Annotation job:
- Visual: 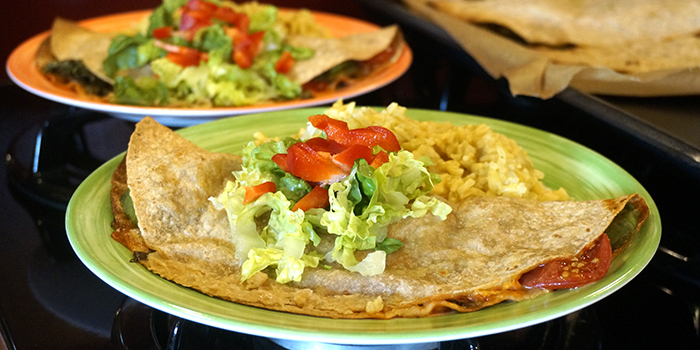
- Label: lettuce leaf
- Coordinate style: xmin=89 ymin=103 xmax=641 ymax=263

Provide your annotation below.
xmin=103 ymin=35 xmax=165 ymax=78
xmin=113 ymin=76 xmax=169 ymax=106
xmin=322 ymin=151 xmax=452 ymax=274
xmin=212 ymin=181 xmax=321 ymax=283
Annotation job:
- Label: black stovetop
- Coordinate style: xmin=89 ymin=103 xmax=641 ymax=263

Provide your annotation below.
xmin=2 ymin=1 xmax=700 ymax=348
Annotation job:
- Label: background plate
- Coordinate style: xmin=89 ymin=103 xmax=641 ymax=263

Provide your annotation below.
xmin=6 ymin=10 xmax=412 ymax=127
xmin=65 ymin=107 xmax=661 ymax=345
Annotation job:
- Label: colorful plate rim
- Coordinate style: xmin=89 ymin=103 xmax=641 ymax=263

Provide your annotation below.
xmin=65 ymin=107 xmax=661 ymax=345
xmin=6 ymin=10 xmax=412 ymax=127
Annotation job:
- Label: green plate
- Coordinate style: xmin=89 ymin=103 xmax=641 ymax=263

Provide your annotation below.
xmin=65 ymin=107 xmax=661 ymax=345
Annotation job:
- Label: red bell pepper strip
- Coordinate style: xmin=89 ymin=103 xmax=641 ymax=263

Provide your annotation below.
xmin=292 ymin=186 xmax=330 ymax=212
xmin=275 ymin=51 xmax=295 ymax=74
xmin=332 ymin=144 xmax=373 ymax=171
xmin=308 ymin=114 xmax=349 ymax=140
xmin=308 ymin=115 xmax=401 ymax=152
xmin=271 ymin=153 xmax=289 ymax=172
xmin=369 ymin=151 xmax=390 ymax=169
xmin=243 ymin=181 xmax=277 ymax=204
xmin=347 ymin=126 xmax=401 ymax=152
xmin=286 ymin=143 xmax=346 ymax=184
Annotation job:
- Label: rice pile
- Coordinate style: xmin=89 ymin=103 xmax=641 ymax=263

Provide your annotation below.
xmin=324 ymin=100 xmax=570 ymax=203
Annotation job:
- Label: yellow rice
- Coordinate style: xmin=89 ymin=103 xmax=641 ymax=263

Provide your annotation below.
xmin=323 ymin=100 xmax=570 ymax=203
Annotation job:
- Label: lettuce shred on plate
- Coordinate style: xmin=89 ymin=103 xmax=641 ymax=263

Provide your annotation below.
xmin=210 ymin=115 xmax=452 ymax=284
xmin=103 ymin=0 xmax=322 ymax=107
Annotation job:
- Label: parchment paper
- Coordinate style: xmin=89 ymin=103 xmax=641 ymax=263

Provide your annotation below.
xmin=403 ymin=0 xmax=700 ymax=98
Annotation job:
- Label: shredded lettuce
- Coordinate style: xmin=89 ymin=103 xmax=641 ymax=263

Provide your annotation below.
xmin=212 ymin=181 xmax=321 ymax=283
xmin=113 ymin=76 xmax=169 ymax=106
xmin=103 ymin=35 xmax=166 ymax=78
xmin=102 ymin=0 xmax=312 ymax=107
xmin=322 ymin=152 xmax=451 ymax=273
xmin=213 ymin=133 xmax=452 ymax=284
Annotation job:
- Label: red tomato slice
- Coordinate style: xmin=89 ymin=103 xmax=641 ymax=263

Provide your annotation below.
xmin=332 ymin=144 xmax=373 ymax=171
xmin=152 ymin=26 xmax=173 ymax=39
xmin=286 ymin=143 xmax=347 ymax=183
xmin=275 ymin=51 xmax=295 ymax=74
xmin=292 ymin=186 xmax=330 ymax=212
xmin=243 ymin=181 xmax=276 ymax=204
xmin=519 ymin=234 xmax=612 ymax=289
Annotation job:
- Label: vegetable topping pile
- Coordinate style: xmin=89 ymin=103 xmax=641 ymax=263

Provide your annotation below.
xmin=104 ymin=0 xmax=317 ymax=107
xmin=211 ymin=114 xmax=452 ymax=283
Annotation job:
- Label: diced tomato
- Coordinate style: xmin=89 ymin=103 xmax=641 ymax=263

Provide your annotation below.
xmin=369 ymin=151 xmax=390 ymax=169
xmin=271 ymin=153 xmax=289 ymax=172
xmin=247 ymin=31 xmax=265 ymax=54
xmin=243 ymin=181 xmax=277 ymax=204
xmin=232 ymin=50 xmax=253 ymax=69
xmin=154 ymin=42 xmax=204 ymax=67
xmin=286 ymin=143 xmax=346 ymax=184
xmin=179 ymin=11 xmax=212 ymax=40
xmin=212 ymin=6 xmax=237 ymax=23
xmin=165 ymin=50 xmax=201 ymax=67
xmin=185 ymin=0 xmax=218 ymax=13
xmin=230 ymin=30 xmax=265 ymax=69
xmin=184 ymin=8 xmax=212 ymax=22
xmin=179 ymin=0 xmax=220 ymax=40
xmin=179 ymin=11 xmax=198 ymax=31
xmin=234 ymin=12 xmax=251 ymax=32
xmin=519 ymin=234 xmax=612 ymax=289
xmin=292 ymin=186 xmax=330 ymax=212
xmin=152 ymin=26 xmax=173 ymax=39
xmin=275 ymin=51 xmax=295 ymax=74
xmin=332 ymin=144 xmax=373 ymax=171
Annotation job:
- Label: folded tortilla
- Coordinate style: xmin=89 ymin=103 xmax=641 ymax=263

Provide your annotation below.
xmin=429 ymin=0 xmax=700 ymax=47
xmin=39 ymin=18 xmax=403 ymax=88
xmin=47 ymin=17 xmax=116 ymax=84
xmin=110 ymin=117 xmax=649 ymax=319
xmin=285 ymin=25 xmax=404 ymax=85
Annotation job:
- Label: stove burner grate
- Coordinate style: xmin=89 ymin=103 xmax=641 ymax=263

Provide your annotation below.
xmin=111 ymin=298 xmax=602 ymax=350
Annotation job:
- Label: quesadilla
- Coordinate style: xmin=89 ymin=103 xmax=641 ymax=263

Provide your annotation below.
xmin=109 ymin=106 xmax=648 ymax=319
xmin=420 ymin=0 xmax=700 ymax=76
xmin=428 ymin=0 xmax=700 ymax=47
xmin=37 ymin=0 xmax=405 ymax=107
